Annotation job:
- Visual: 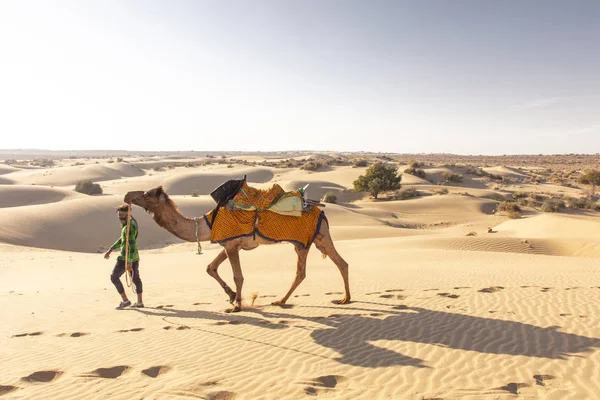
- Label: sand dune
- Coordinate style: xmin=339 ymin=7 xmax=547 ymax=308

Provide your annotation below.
xmin=0 ymin=195 xmax=217 ymax=252
xmin=101 ymin=166 xmax=274 ymax=196
xmin=0 ymin=185 xmax=86 ymax=208
xmin=5 ymin=163 xmax=145 ymax=186
xmin=2 ymin=155 xmax=600 ymax=400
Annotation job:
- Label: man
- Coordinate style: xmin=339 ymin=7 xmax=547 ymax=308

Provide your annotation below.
xmin=104 ymin=203 xmax=144 ymax=309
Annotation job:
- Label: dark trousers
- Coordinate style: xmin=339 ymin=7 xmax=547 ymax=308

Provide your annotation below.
xmin=110 ymin=259 xmax=143 ymax=294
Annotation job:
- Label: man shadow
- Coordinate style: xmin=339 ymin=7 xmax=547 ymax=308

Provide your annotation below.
xmin=249 ymin=303 xmax=600 ymax=369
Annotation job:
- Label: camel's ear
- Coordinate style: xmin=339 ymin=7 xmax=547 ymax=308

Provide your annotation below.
xmin=156 ymin=186 xmax=163 ymax=195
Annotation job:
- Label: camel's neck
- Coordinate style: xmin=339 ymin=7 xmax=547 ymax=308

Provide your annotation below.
xmin=152 ymin=199 xmax=211 ymax=243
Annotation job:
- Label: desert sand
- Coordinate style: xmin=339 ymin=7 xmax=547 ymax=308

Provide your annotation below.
xmin=1 ymin=152 xmax=599 ymax=399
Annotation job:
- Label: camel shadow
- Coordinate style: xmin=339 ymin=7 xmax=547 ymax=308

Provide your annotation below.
xmin=250 ymin=304 xmax=600 ymax=368
xmin=131 ymin=306 xmax=289 ymax=330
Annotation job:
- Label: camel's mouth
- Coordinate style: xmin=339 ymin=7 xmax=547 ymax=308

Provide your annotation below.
xmin=124 ymin=191 xmax=145 ymax=207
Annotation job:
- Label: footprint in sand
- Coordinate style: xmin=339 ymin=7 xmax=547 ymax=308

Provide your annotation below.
xmin=176 ymin=325 xmax=191 ymax=330
xmin=478 ymin=286 xmax=504 ymax=293
xmin=325 ymin=292 xmax=343 ymax=295
xmin=423 ymin=288 xmax=439 ymax=292
xmin=392 ymin=305 xmax=409 ymax=310
xmin=117 ymin=328 xmax=144 ymax=333
xmin=141 ymin=365 xmax=170 ymax=378
xmin=0 ymin=385 xmax=19 ymax=396
xmin=156 ymin=305 xmax=174 ymax=309
xmin=293 ymin=294 xmax=310 ymax=298
xmin=384 ymin=289 xmax=404 ymax=293
xmin=453 ymin=286 xmax=470 ymax=289
xmin=204 ymin=391 xmax=237 ymax=400
xmin=83 ymin=366 xmax=130 ymax=379
xmin=496 ymin=382 xmax=530 ymax=395
xmin=560 ymin=313 xmax=571 ymax=317
xmin=193 ymin=302 xmax=211 ymax=305
xmin=12 ymin=332 xmax=43 ymax=338
xmin=541 ymin=287 xmax=552 ymax=292
xmin=437 ymin=293 xmax=460 ymax=299
xmin=301 ymin=375 xmax=347 ymax=396
xmin=365 ymin=292 xmax=381 ymax=295
xmin=534 ymin=374 xmax=556 ymax=387
xmin=259 ymin=295 xmax=277 ymax=298
xmin=56 ymin=332 xmax=89 ymax=338
xmin=21 ymin=370 xmax=62 ymax=383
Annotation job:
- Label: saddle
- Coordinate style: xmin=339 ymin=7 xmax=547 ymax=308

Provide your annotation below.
xmin=209 ymin=177 xmax=324 ymax=222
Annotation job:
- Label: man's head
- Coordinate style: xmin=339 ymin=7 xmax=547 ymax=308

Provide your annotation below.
xmin=116 ymin=203 xmax=130 ymax=224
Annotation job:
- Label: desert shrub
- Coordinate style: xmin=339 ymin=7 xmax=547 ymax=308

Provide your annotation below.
xmin=353 ymin=162 xmax=402 ymax=199
xmin=394 ymin=187 xmax=419 ymax=200
xmin=497 ymin=201 xmax=521 ymax=213
xmin=322 ymin=191 xmax=337 ymax=203
xmin=30 ymin=158 xmax=55 ymax=168
xmin=505 ymin=210 xmax=522 ymax=219
xmin=442 ymin=171 xmax=463 ymax=183
xmin=191 ymin=189 xmax=199 ymax=197
xmin=486 ymin=193 xmax=506 ymax=202
xmin=408 ymin=160 xmax=423 ymax=168
xmin=404 ymin=167 xmax=427 ymax=179
xmin=565 ymin=197 xmax=595 ymax=209
xmin=153 ymin=166 xmax=164 ymax=171
xmin=75 ymin=180 xmax=102 ymax=195
xmin=117 ymin=157 xmax=123 ymax=162
xmin=512 ymin=191 xmax=529 ymax=199
xmin=541 ymin=198 xmax=564 ymax=212
xmin=301 ymin=161 xmax=321 ymax=171
xmin=435 ymin=188 xmax=449 ymax=195
xmin=353 ymin=159 xmax=368 ymax=167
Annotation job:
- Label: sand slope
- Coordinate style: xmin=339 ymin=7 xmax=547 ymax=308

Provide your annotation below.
xmin=2 ymin=156 xmax=600 ymax=399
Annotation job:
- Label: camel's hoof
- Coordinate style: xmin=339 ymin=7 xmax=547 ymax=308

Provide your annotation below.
xmin=227 ymin=292 xmax=237 ymax=304
xmin=225 ymin=305 xmax=241 ymax=313
xmin=271 ymin=300 xmax=285 ymax=307
xmin=338 ymin=298 xmax=351 ymax=305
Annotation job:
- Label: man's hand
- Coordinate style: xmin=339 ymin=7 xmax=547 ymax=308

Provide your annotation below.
xmin=126 ymin=262 xmax=133 ymax=272
xmin=104 ymin=250 xmax=111 ymax=259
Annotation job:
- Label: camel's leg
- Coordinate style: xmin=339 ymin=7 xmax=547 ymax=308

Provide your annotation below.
xmin=206 ymin=249 xmax=236 ymax=303
xmin=314 ymin=229 xmax=351 ymax=304
xmin=272 ymin=245 xmax=308 ymax=306
xmin=224 ymin=247 xmax=244 ymax=312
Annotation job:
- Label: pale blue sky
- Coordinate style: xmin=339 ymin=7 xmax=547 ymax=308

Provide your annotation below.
xmin=1 ymin=1 xmax=599 ymax=154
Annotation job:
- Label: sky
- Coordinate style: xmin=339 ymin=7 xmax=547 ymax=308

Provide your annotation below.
xmin=1 ymin=0 xmax=599 ymax=155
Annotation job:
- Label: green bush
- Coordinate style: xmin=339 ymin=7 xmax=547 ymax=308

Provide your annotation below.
xmin=404 ymin=167 xmax=427 ymax=179
xmin=442 ymin=171 xmax=463 ymax=183
xmin=353 ymin=162 xmax=402 ymax=199
xmin=353 ymin=159 xmax=368 ymax=167
xmin=75 ymin=180 xmax=102 ymax=195
xmin=191 ymin=190 xmax=200 ymax=197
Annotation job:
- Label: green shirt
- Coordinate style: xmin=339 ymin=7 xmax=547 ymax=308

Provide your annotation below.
xmin=110 ymin=218 xmax=139 ymax=263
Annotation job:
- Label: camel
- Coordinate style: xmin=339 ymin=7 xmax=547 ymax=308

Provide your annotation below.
xmin=123 ymin=186 xmax=350 ymax=312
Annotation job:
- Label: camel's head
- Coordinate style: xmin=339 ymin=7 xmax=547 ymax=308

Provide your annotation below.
xmin=124 ymin=186 xmax=169 ymax=214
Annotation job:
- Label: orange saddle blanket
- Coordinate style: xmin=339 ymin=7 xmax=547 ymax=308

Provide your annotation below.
xmin=203 ymin=205 xmax=325 ymax=248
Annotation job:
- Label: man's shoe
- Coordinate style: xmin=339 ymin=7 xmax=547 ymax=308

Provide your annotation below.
xmin=116 ymin=300 xmax=131 ymax=309
xmin=131 ymin=302 xmax=145 ymax=308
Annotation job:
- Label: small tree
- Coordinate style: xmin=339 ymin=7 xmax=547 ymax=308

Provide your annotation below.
xmin=353 ymin=162 xmax=402 ymax=199
xmin=579 ymin=169 xmax=600 ymax=196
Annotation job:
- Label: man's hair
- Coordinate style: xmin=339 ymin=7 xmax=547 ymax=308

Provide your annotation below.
xmin=116 ymin=203 xmax=130 ymax=212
